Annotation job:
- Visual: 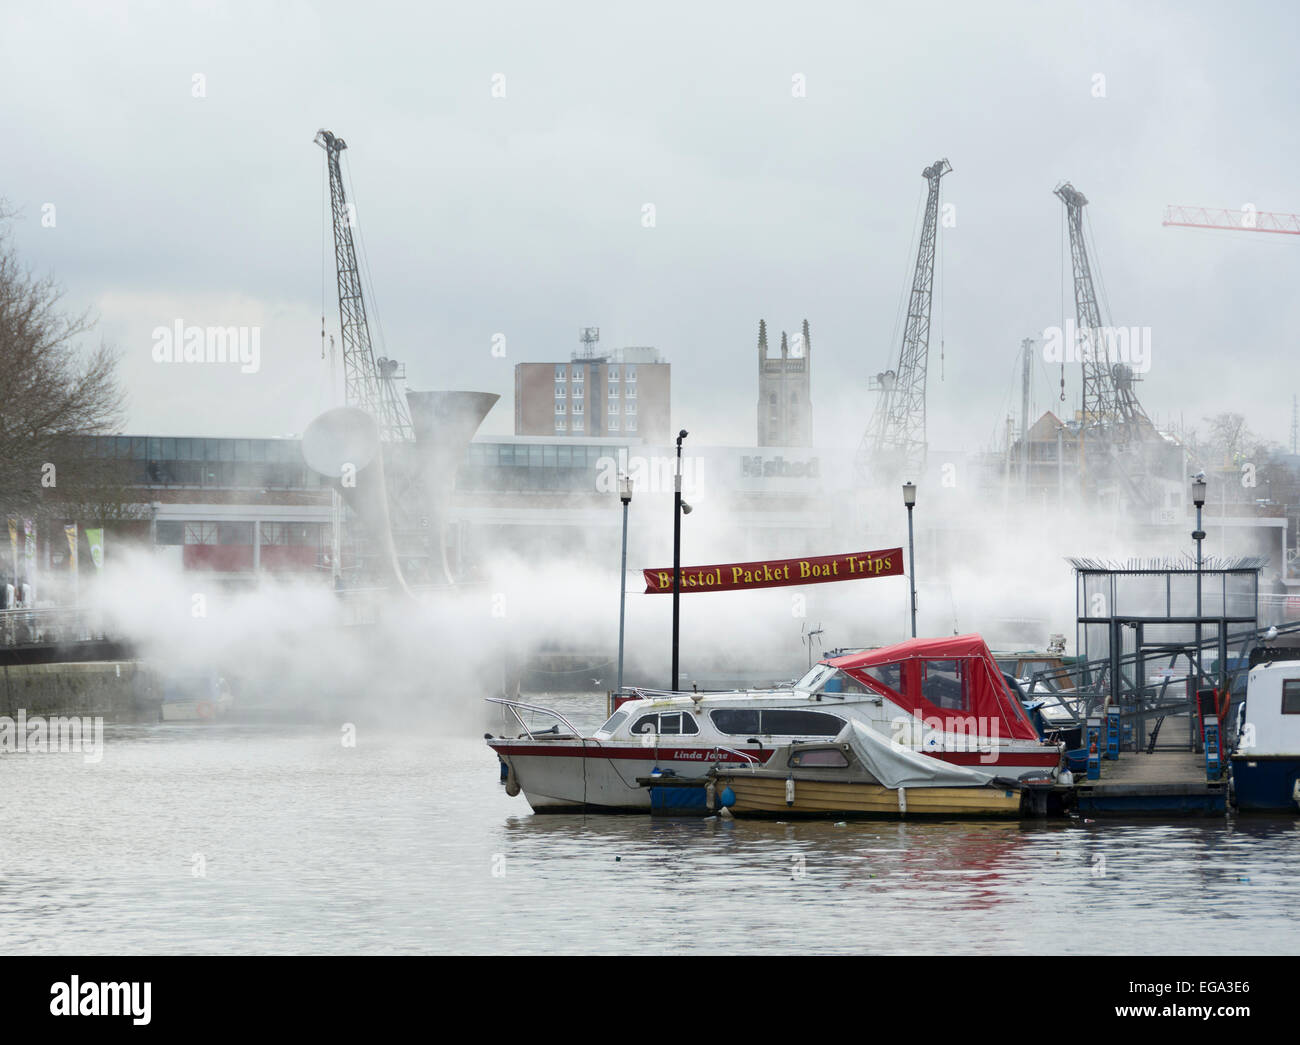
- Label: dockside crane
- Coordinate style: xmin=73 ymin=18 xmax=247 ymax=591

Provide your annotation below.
xmin=1056 ymin=182 xmax=1162 ymax=509
xmin=315 ymin=129 xmax=414 ymax=441
xmin=856 ymin=158 xmax=951 ymax=485
xmin=1055 ymin=183 xmax=1153 ymax=447
xmin=1163 ymin=204 xmax=1300 ymax=236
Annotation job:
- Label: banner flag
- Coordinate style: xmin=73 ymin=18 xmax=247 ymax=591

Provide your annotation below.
xmin=64 ymin=523 xmax=78 ymax=572
xmin=86 ymin=528 xmax=104 ymax=569
xmin=22 ymin=518 xmax=35 ymax=583
xmin=644 ymin=547 xmax=903 ymax=594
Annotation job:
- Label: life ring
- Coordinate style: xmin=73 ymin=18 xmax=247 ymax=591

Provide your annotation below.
xmin=505 ymin=763 xmax=521 ymax=797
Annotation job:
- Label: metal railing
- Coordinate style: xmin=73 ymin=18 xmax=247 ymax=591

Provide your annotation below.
xmin=0 ymin=608 xmax=107 ymax=647
xmin=1025 ymin=619 xmax=1300 ymax=750
xmin=485 ymin=696 xmax=582 ymax=739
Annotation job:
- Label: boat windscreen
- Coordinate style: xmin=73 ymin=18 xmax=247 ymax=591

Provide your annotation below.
xmin=794 ymin=664 xmax=838 ymax=692
xmin=794 ymin=665 xmax=873 ymax=695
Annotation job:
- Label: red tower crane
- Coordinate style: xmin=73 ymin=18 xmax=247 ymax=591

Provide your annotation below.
xmin=1163 ymin=205 xmax=1300 ymax=235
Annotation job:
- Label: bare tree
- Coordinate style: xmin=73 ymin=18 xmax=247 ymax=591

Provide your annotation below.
xmin=1202 ymin=412 xmax=1251 ymax=466
xmin=0 ymin=205 xmax=126 ymax=524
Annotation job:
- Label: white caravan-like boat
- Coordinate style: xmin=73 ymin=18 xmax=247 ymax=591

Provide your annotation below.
xmin=486 ymin=634 xmax=1064 ymax=814
xmin=1231 ymin=650 xmax=1300 ymax=813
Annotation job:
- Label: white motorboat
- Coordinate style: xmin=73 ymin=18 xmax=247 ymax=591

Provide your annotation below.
xmin=486 ymin=634 xmax=1064 ymax=814
xmin=1231 ymin=647 xmax=1300 ymax=813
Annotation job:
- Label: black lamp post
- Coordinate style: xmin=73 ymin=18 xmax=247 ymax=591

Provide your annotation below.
xmin=617 ymin=474 xmax=633 ymax=697
xmin=671 ymin=430 xmax=689 ymax=690
xmin=903 ymin=481 xmax=917 ymax=638
xmin=1192 ymin=474 xmax=1207 ymax=688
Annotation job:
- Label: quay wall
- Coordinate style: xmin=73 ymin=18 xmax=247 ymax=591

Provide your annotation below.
xmin=0 ymin=661 xmax=158 ymax=722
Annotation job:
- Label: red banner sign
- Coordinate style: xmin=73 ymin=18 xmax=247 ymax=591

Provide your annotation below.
xmin=643 ymin=548 xmax=902 ymax=594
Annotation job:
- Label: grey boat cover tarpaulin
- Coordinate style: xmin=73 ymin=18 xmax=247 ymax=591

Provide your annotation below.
xmin=842 ymin=721 xmax=997 ymax=789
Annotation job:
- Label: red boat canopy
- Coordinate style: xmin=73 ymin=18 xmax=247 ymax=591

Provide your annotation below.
xmin=828 ymin=634 xmax=1040 ymax=742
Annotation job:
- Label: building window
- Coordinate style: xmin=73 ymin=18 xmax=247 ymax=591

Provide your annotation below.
xmin=555 ymin=402 xmax=566 ymax=414
xmin=217 ymin=522 xmax=253 ymax=545
xmin=609 ymin=386 xmax=619 ymax=399
xmin=608 ymin=401 xmax=619 ymax=414
xmin=155 ymin=521 xmax=184 ymax=545
xmin=626 ymin=386 xmax=636 ymax=399
xmin=555 ymin=365 xmax=566 ymax=380
xmin=572 ymin=367 xmax=584 ymax=383
xmin=573 ymin=385 xmax=583 ymax=399
xmin=1284 ymin=679 xmax=1300 ymax=715
xmin=555 ymin=384 xmax=566 ymax=399
xmin=572 ymin=402 xmax=584 ymax=415
xmin=626 ymin=419 xmax=636 ymax=432
xmin=555 ymin=419 xmax=566 ymax=432
xmin=184 ymin=522 xmax=217 ymax=545
xmin=608 ymin=418 xmax=620 ymax=431
xmin=573 ymin=419 xmax=585 ymax=432
xmin=626 ymin=402 xmax=636 ymax=415
xmin=609 ymin=367 xmax=620 ymax=382
xmin=626 ymin=366 xmax=636 ymax=382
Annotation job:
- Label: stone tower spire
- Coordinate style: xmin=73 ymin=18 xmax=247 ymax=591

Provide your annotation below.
xmin=756 ymin=318 xmax=813 ymax=448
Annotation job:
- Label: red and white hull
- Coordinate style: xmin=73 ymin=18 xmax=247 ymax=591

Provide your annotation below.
xmin=490 ymin=740 xmax=763 ymax=813
xmin=490 ymin=737 xmax=1060 ymax=814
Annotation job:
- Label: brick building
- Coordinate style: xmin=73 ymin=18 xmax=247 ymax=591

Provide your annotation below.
xmin=515 ymin=345 xmax=670 ymax=444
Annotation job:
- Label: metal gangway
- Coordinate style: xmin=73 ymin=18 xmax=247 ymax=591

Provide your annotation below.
xmin=1021 ymin=619 xmax=1300 ymax=753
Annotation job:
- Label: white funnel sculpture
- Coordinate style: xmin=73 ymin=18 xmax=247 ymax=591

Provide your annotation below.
xmin=406 ymin=390 xmax=500 ymax=586
xmin=302 ymin=406 xmax=414 ymax=597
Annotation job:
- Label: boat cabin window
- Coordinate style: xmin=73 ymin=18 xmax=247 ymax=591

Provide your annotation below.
xmin=788 ymin=747 xmax=849 ymax=768
xmin=710 ymin=708 xmax=844 ymax=737
xmin=1284 ymin=680 xmax=1300 ymax=715
xmin=820 ymin=670 xmax=871 ymax=694
xmin=596 ymin=710 xmax=629 ymax=736
xmin=861 ymin=661 xmax=906 ymax=695
xmin=794 ymin=665 xmax=871 ymax=695
xmin=921 ymin=659 xmax=969 ymax=711
xmin=709 ymin=709 xmax=760 ymax=735
xmin=630 ymin=711 xmax=700 ymax=735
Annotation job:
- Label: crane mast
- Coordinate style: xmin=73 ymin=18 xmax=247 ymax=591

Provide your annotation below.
xmin=315 ymin=129 xmax=413 ymax=441
xmin=857 ymin=158 xmax=951 ymax=484
xmin=1055 ymin=182 xmax=1150 ymax=449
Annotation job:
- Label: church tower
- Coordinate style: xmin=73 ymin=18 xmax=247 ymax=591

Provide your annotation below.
xmin=756 ymin=318 xmax=812 ymax=446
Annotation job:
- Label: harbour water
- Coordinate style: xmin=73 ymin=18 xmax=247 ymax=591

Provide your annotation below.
xmin=3 ymin=692 xmax=1299 ymax=955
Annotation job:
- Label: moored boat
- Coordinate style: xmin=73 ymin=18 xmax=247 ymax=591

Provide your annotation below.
xmin=486 ymin=634 xmax=1063 ymax=814
xmin=712 ymin=744 xmax=1027 ymax=819
xmin=1231 ymin=649 xmax=1300 ymax=813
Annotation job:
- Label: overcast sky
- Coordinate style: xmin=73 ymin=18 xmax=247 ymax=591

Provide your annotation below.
xmin=3 ymin=0 xmax=1297 ymax=452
